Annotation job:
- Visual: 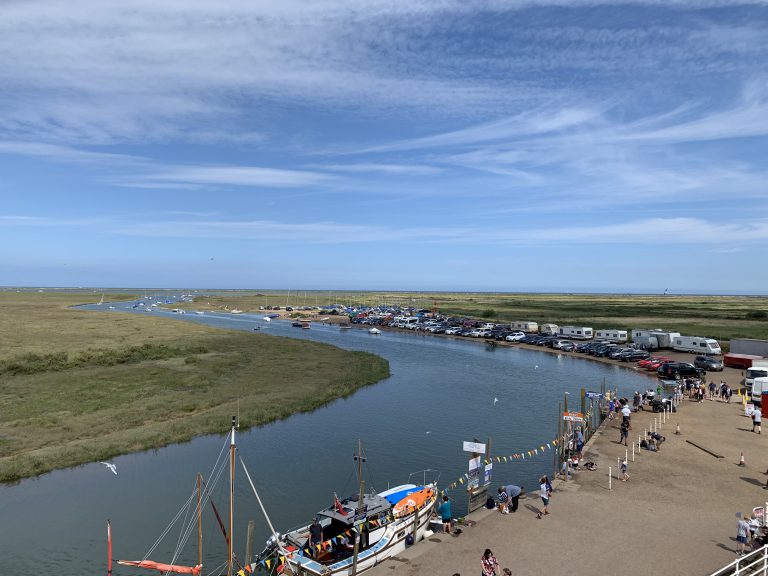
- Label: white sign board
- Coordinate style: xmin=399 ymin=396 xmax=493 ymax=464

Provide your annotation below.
xmin=463 ymin=441 xmax=486 ymax=453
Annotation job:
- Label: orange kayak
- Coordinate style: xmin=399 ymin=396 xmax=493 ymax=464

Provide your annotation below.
xmin=393 ymin=487 xmax=434 ymax=516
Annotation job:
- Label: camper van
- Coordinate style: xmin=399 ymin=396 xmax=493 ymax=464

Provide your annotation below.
xmin=672 ymin=336 xmax=722 ymax=355
xmin=510 ymin=321 xmax=539 ymax=333
xmin=594 ymin=329 xmax=628 ymax=343
xmin=540 ymin=323 xmax=559 ymax=335
xmin=558 ymin=326 xmax=594 ymax=340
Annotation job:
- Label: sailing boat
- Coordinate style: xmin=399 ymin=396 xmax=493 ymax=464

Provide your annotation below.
xmin=255 ymin=441 xmax=437 ymax=576
xmin=110 ymin=426 xmax=436 ymax=576
xmin=113 ymin=417 xmax=280 ymax=576
xmin=98 ymin=293 xmax=105 ymax=305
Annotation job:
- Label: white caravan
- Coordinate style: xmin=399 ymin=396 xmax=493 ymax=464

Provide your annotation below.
xmin=594 ymin=329 xmax=628 ymax=343
xmin=558 ymin=326 xmax=594 ymax=340
xmin=540 ymin=323 xmax=559 ymax=335
xmin=672 ymin=335 xmax=722 ymax=355
xmin=510 ymin=321 xmax=539 ymax=333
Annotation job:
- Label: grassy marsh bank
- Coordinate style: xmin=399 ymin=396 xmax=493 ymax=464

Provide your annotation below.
xmin=0 ymin=293 xmax=389 ymax=482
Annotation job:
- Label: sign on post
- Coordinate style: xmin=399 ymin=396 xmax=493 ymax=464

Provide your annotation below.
xmin=463 ymin=441 xmax=486 ymax=453
xmin=563 ymin=411 xmax=584 ymax=422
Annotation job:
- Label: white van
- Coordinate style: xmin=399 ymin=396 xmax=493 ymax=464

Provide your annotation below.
xmin=751 ymin=376 xmax=768 ymax=406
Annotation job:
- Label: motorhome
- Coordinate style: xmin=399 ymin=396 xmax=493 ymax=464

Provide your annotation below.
xmin=746 ymin=361 xmax=768 ymax=400
xmin=672 ymin=335 xmax=722 ymax=355
xmin=594 ymin=329 xmax=628 ymax=343
xmin=540 ymin=323 xmax=559 ymax=335
xmin=558 ymin=326 xmax=594 ymax=340
xmin=510 ymin=321 xmax=539 ymax=333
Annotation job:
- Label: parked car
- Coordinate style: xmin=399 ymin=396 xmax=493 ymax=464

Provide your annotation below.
xmin=643 ymin=357 xmax=670 ymax=371
xmin=657 ymin=362 xmax=705 ymax=379
xmin=694 ymin=355 xmax=724 ymax=371
xmin=506 ymin=331 xmax=526 ymax=342
xmin=620 ymin=349 xmax=650 ymax=362
xmin=559 ymin=342 xmax=576 ymax=352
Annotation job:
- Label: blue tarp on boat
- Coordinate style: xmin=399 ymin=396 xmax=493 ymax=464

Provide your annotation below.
xmin=382 ymin=486 xmax=424 ymax=506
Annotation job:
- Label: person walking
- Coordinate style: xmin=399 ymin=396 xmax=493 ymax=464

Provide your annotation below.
xmin=437 ymin=495 xmax=452 ymax=533
xmin=753 ymin=409 xmax=762 ymax=434
xmin=737 ymin=514 xmax=751 ymax=555
xmin=481 ymin=549 xmax=499 ymax=576
xmin=620 ymin=457 xmax=630 ymax=481
xmin=709 ymin=381 xmax=716 ymax=400
xmin=536 ymin=475 xmax=551 ymax=519
xmin=619 ymin=419 xmax=629 ymax=446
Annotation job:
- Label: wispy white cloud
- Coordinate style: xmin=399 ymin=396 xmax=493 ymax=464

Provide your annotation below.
xmin=316 ymin=163 xmax=442 ymax=175
xmin=4 ymin=213 xmax=767 ymax=247
xmin=130 ymin=165 xmax=332 ymax=189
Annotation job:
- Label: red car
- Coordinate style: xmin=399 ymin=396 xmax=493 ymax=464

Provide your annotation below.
xmin=644 ymin=357 xmax=671 ymax=371
xmin=637 ymin=356 xmax=663 ymax=368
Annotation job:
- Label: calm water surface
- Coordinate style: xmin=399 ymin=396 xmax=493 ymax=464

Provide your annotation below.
xmin=0 ymin=302 xmax=653 ymax=575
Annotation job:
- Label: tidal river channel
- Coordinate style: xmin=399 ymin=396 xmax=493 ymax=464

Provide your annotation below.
xmin=0 ymin=301 xmax=654 ymax=575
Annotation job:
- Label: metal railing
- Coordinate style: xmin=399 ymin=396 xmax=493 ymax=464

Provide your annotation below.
xmin=710 ymin=545 xmax=768 ymax=576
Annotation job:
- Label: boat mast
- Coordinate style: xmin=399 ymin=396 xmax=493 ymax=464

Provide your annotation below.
xmin=228 ymin=416 xmax=236 ymax=576
xmin=197 ymin=473 xmax=203 ymax=569
xmin=351 ymin=440 xmax=365 ymax=576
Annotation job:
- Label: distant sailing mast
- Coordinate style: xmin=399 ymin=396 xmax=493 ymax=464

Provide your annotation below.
xmin=351 ymin=440 xmax=365 ymax=576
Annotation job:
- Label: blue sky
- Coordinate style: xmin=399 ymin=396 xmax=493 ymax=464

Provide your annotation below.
xmin=1 ymin=1 xmax=767 ymax=293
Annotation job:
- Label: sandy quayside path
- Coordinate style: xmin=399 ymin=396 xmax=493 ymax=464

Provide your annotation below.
xmin=368 ymin=385 xmax=767 ymax=576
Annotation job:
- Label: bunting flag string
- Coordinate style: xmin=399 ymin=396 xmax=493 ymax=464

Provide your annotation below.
xmin=439 ymin=416 xmax=595 ymax=492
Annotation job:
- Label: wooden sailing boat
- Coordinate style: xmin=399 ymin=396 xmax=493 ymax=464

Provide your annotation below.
xmin=115 ymin=417 xmax=244 ymax=576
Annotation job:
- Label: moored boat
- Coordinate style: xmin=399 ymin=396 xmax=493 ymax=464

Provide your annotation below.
xmin=368 ymin=328 xmax=381 ymax=335
xmin=255 ymin=443 xmax=437 ymax=576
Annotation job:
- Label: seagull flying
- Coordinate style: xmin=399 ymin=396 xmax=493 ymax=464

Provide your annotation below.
xmin=534 ymin=365 xmax=539 ymax=369
xmin=99 ymin=462 xmax=118 ymax=475
xmin=493 ymin=397 xmax=499 ymax=405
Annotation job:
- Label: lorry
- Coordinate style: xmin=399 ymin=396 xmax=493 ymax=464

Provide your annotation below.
xmin=540 ymin=323 xmax=559 ymax=335
xmin=746 ymin=361 xmax=768 ymax=402
xmin=731 ymin=339 xmax=768 ymax=358
xmin=631 ymin=329 xmax=681 ymax=350
xmin=510 ymin=321 xmax=538 ymax=333
xmin=558 ymin=326 xmax=594 ymax=340
xmin=594 ymin=329 xmax=628 ymax=343
xmin=724 ymin=353 xmax=765 ymax=370
xmin=672 ymin=335 xmax=722 ymax=355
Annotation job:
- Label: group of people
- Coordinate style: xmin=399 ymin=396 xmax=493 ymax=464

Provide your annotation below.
xmin=685 ymin=378 xmax=732 ymax=402
xmin=494 ymin=475 xmax=551 ymax=519
xmin=736 ymin=512 xmax=768 ymax=556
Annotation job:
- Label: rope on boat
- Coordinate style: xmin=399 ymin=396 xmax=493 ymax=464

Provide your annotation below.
xmin=238 ymin=456 xmax=299 ymax=575
xmin=137 ymin=434 xmax=231 ymax=571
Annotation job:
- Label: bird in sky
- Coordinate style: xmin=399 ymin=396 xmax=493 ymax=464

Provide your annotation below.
xmin=99 ymin=462 xmax=118 ymax=475
xmin=493 ymin=397 xmax=499 ymax=405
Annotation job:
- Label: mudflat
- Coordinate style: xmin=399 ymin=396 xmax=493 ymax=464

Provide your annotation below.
xmin=369 ymin=385 xmax=766 ymax=575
